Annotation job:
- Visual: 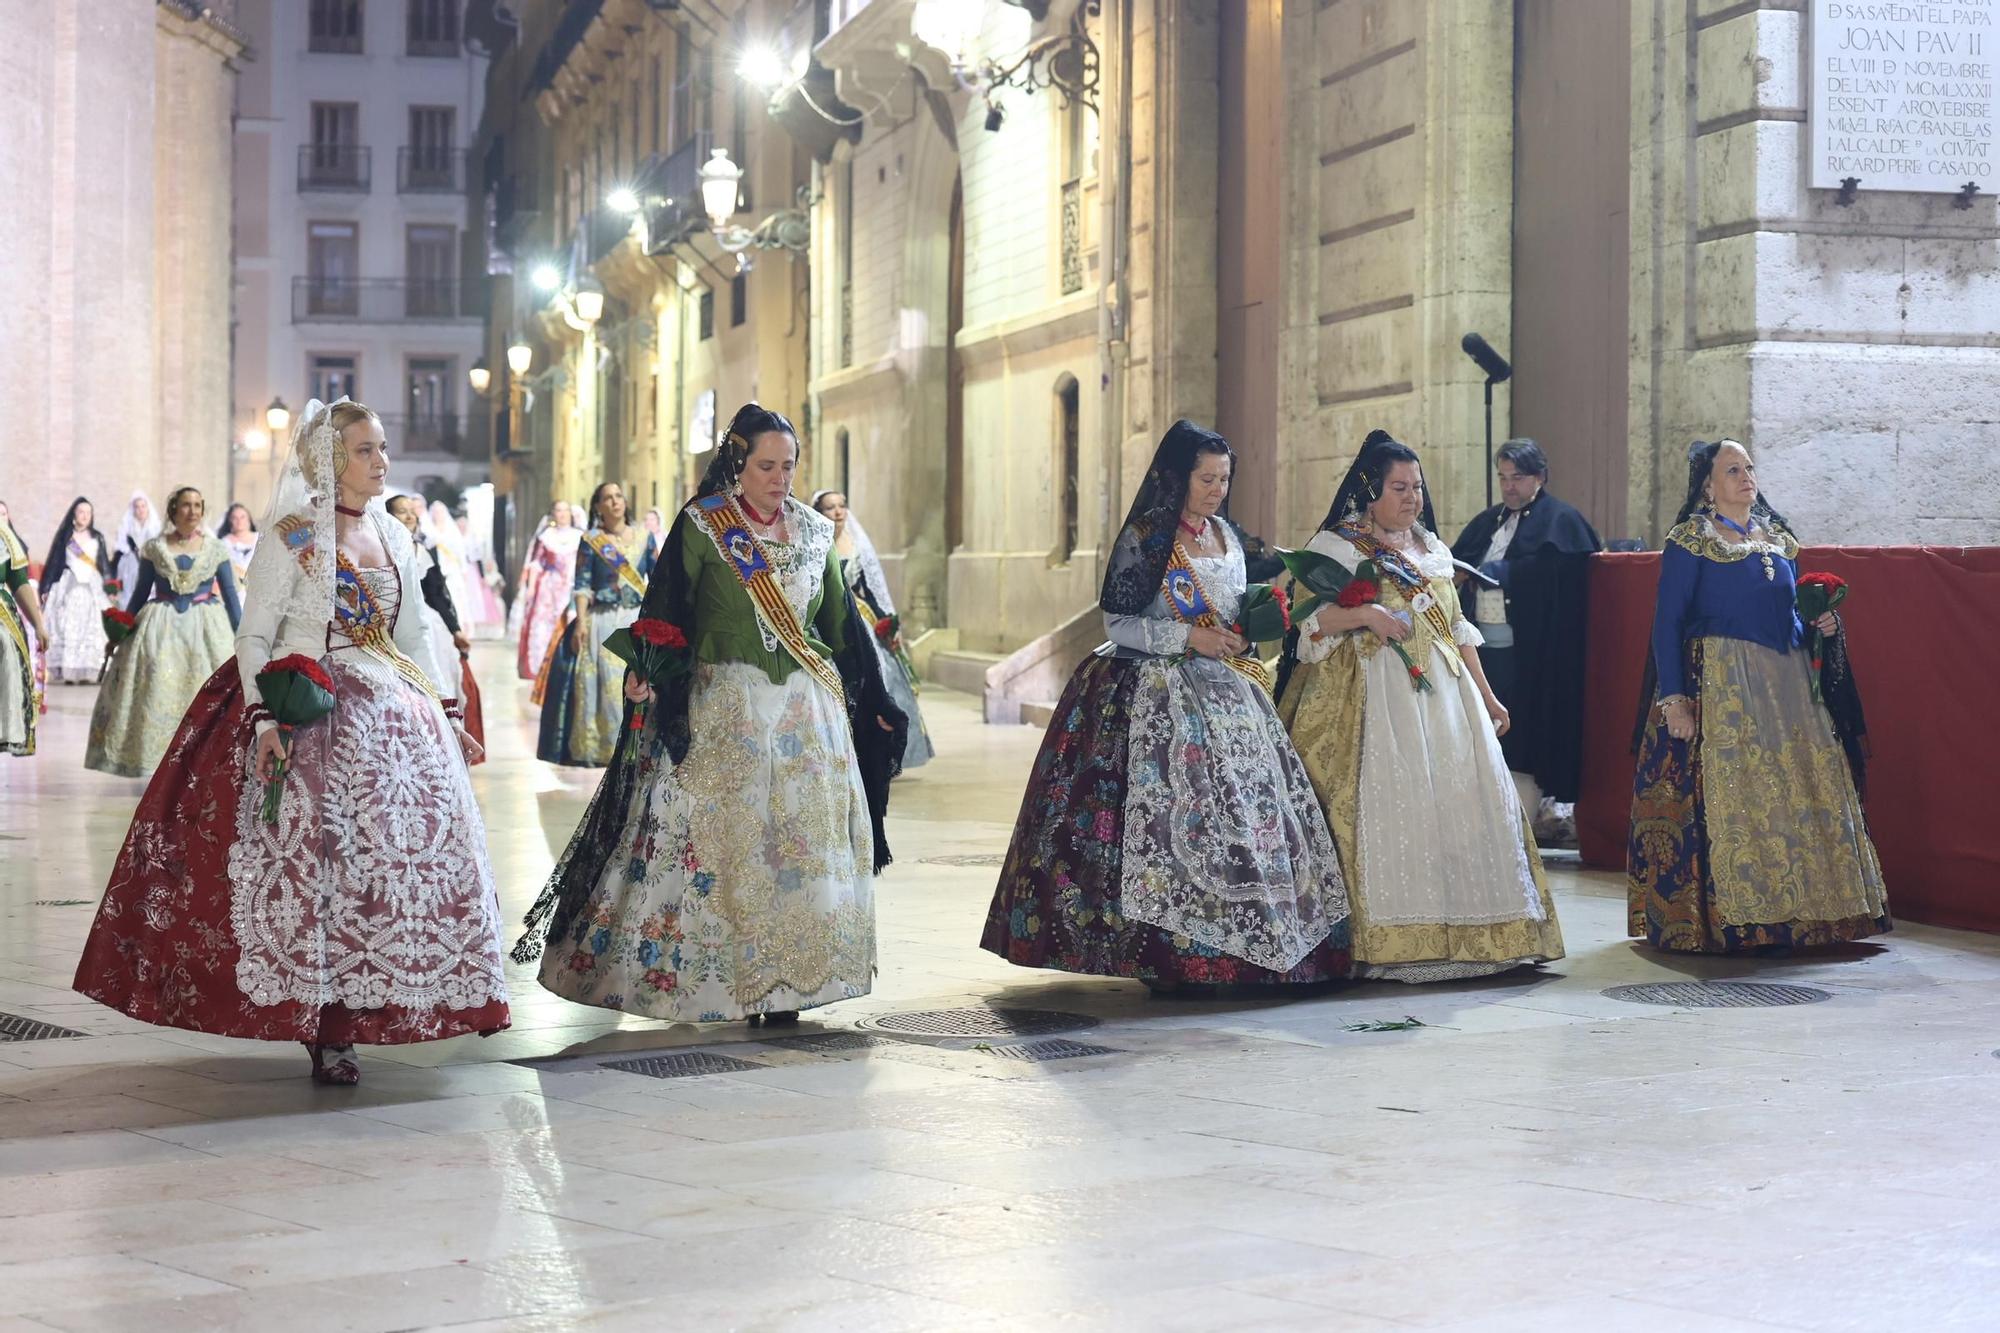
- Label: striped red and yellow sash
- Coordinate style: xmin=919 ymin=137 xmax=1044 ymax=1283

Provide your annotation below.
xmin=583 ymin=529 xmax=649 ymax=597
xmin=690 ymin=496 xmax=846 ymax=706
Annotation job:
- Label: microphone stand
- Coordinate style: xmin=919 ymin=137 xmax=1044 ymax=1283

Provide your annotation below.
xmin=1483 ymin=376 xmax=1496 ymax=511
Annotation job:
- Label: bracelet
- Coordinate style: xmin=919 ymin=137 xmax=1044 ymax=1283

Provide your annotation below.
xmin=1656 ymin=694 xmax=1691 ymax=716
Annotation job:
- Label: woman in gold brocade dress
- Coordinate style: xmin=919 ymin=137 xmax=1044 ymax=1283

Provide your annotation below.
xmin=1277 ymin=431 xmax=1563 ymax=983
xmin=1627 ymin=440 xmax=1889 ymax=953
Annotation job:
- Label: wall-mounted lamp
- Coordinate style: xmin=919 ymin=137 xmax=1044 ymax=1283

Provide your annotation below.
xmin=265 ymin=397 xmax=291 ymax=434
xmin=506 ymin=336 xmax=533 ymax=377
xmin=467 ymin=358 xmax=492 ymax=396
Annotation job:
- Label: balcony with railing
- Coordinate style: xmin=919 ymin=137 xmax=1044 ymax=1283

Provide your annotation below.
xmin=378 ymin=409 xmax=492 ymax=459
xmin=297 ymin=145 xmax=371 ymax=193
xmin=292 ymin=277 xmax=486 ymax=323
xmin=637 ymin=131 xmax=713 ymax=255
xmin=399 ymin=147 xmax=471 ymax=194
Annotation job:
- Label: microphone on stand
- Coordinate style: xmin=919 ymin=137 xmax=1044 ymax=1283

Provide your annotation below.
xmin=1460 ymin=333 xmax=1512 ymax=509
xmin=1461 ymin=332 xmax=1512 ymax=384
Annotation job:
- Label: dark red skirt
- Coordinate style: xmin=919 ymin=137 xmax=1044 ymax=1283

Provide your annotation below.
xmin=460 ymin=654 xmax=486 ymax=764
xmin=73 ymin=661 xmax=510 ymax=1045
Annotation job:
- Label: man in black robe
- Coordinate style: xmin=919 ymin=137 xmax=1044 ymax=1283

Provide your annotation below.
xmin=1451 ymin=439 xmax=1601 ymax=842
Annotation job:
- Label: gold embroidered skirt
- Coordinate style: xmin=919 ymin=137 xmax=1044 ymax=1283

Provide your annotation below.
xmin=1628 ymin=636 xmax=1891 ymax=952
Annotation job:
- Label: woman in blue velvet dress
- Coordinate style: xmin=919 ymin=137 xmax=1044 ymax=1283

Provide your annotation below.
xmin=1627 ymin=439 xmax=1889 ymax=953
xmin=536 ymin=481 xmax=656 ymax=767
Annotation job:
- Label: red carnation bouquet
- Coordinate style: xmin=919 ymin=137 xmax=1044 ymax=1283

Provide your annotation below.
xmin=1335 ymin=559 xmax=1431 ymax=692
xmin=605 ymin=616 xmax=691 ymax=733
xmin=871 ymin=611 xmax=920 ymax=683
xmin=101 ymin=607 xmax=138 ymax=649
xmin=1795 ymin=572 xmax=1849 ymax=705
xmin=254 ymin=653 xmax=337 ymax=823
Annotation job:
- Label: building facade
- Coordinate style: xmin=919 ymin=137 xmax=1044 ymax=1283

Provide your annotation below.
xmin=469 ymin=0 xmax=814 ymax=567
xmin=468 ymin=0 xmax=1998 ymax=666
xmin=0 ymin=1 xmax=245 ymax=548
xmin=230 ymin=0 xmax=490 ymax=518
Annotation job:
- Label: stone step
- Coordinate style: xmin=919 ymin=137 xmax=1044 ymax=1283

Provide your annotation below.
xmin=927 ymin=649 xmax=1006 ymax=697
xmin=1020 ymin=700 xmax=1057 ymax=729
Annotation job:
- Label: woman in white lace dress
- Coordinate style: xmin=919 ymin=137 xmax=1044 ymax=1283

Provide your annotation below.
xmin=982 ymin=421 xmax=1351 ymax=991
xmin=37 ymin=498 xmax=115 ymax=683
xmin=1276 ymin=431 xmax=1564 ymax=983
xmin=74 ymin=400 xmax=509 ymax=1084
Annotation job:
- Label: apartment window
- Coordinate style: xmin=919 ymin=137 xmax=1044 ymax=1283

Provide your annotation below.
xmin=306 ymin=222 xmax=360 ymax=315
xmin=671 ymin=31 xmax=694 ymax=147
xmin=305 ymin=103 xmax=364 ymax=188
xmin=405 ymin=224 xmax=457 ymax=316
xmin=730 ymin=273 xmax=747 ymax=328
xmin=698 ymin=288 xmax=714 ymax=341
xmin=1054 ymin=375 xmax=1081 ymax=563
xmin=309 ymin=354 xmax=359 ymax=402
xmin=406 ymin=0 xmax=459 ymax=56
xmin=651 ymin=55 xmax=664 ymax=154
xmin=309 ymin=0 xmax=364 ymax=54
xmin=407 ymin=106 xmax=455 ymax=189
xmin=406 ymin=357 xmax=457 ymax=447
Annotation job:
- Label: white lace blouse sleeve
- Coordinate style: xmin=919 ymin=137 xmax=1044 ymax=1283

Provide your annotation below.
xmin=234 ymin=555 xmax=284 ymax=737
xmin=1295 ymin=608 xmax=1341 ymax=664
xmin=1104 ymin=609 xmax=1190 ymax=657
xmin=1455 ymin=616 xmax=1484 ymax=648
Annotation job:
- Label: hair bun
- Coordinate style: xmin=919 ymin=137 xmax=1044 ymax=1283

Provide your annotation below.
xmin=1686 ymin=439 xmax=1715 ymax=463
xmin=1362 ymin=428 xmax=1395 ymax=448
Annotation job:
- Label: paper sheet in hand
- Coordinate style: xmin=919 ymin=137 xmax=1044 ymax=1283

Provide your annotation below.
xmin=1453 ymin=559 xmax=1501 ymax=589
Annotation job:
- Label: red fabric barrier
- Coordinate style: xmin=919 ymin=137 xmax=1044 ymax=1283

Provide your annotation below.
xmin=1578 ymin=546 xmax=2000 ymax=934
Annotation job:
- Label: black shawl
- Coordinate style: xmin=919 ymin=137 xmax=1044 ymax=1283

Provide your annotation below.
xmin=1450 ymin=491 xmax=1602 ymax=802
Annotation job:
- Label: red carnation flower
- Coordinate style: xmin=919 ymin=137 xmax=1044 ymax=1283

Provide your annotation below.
xmin=630 ymin=618 xmax=686 ymax=650
xmin=1335 ymin=579 xmax=1380 ymax=609
xmin=263 ymin=653 xmax=335 ymax=693
xmin=105 ymin=609 xmax=137 ymax=630
xmin=1796 ymin=573 xmax=1847 ymax=595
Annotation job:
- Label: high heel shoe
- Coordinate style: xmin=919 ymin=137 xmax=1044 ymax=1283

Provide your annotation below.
xmin=304 ymin=1042 xmax=361 ymax=1086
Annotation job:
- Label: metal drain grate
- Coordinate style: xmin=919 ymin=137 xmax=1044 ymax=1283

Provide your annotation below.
xmin=984 ymin=1038 xmax=1122 ymax=1062
xmin=603 ymin=1051 xmax=766 ymax=1079
xmin=867 ymin=1007 xmax=1100 ymax=1038
xmin=761 ymin=1032 xmax=901 ymax=1054
xmin=1603 ymin=981 xmax=1833 ymax=1008
xmin=920 ymin=853 xmax=1007 ymax=868
xmin=31 ymin=900 xmax=92 ymax=908
xmin=0 ymin=1013 xmax=88 ymax=1042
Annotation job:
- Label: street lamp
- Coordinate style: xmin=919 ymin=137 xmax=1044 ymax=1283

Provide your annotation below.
xmin=530 ymin=264 xmax=562 ymax=293
xmin=699 ymin=149 xmax=744 ymax=231
xmin=738 ymin=46 xmax=790 ymax=91
xmin=467 ymin=358 xmax=492 ymax=396
xmin=573 ymin=275 xmax=606 ymax=325
xmin=265 ymin=397 xmax=291 ymax=434
xmin=506 ymin=337 xmax=533 ymax=377
xmin=606 ymin=186 xmax=640 ymax=214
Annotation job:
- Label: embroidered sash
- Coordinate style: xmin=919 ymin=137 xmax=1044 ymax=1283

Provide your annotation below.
xmin=68 ymin=537 xmax=99 ymax=575
xmin=583 ymin=529 xmax=649 ymax=598
xmin=1161 ymin=542 xmax=1275 ymax=693
xmin=334 ymin=553 xmax=440 ymax=698
xmin=1338 ymin=525 xmax=1459 ymax=645
xmin=691 ymin=496 xmax=847 ymax=706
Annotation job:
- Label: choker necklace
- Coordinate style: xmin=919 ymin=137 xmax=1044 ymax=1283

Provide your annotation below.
xmin=334 ymin=503 xmax=366 ymax=518
xmin=739 ymin=498 xmax=782 ymax=527
xmin=1178 ymin=515 xmax=1206 ymax=539
xmin=1711 ymin=508 xmax=1776 ymax=581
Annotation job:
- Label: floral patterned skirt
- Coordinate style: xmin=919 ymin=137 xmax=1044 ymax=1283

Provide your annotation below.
xmin=536 ymin=662 xmax=875 ymax=1021
xmin=981 ymin=654 xmax=1352 ymax=986
xmin=1628 ymin=637 xmax=1891 ymax=953
xmin=73 ymin=656 xmax=511 ymax=1044
xmin=85 ymin=600 xmax=234 ymax=778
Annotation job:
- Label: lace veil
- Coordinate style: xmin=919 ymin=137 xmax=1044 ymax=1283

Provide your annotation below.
xmin=1100 ymin=420 xmax=1235 ymax=616
xmin=243 ymin=397 xmax=345 ymax=632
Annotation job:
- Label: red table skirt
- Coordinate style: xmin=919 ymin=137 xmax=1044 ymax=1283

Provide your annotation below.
xmin=1577 ymin=546 xmax=2000 ymax=934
